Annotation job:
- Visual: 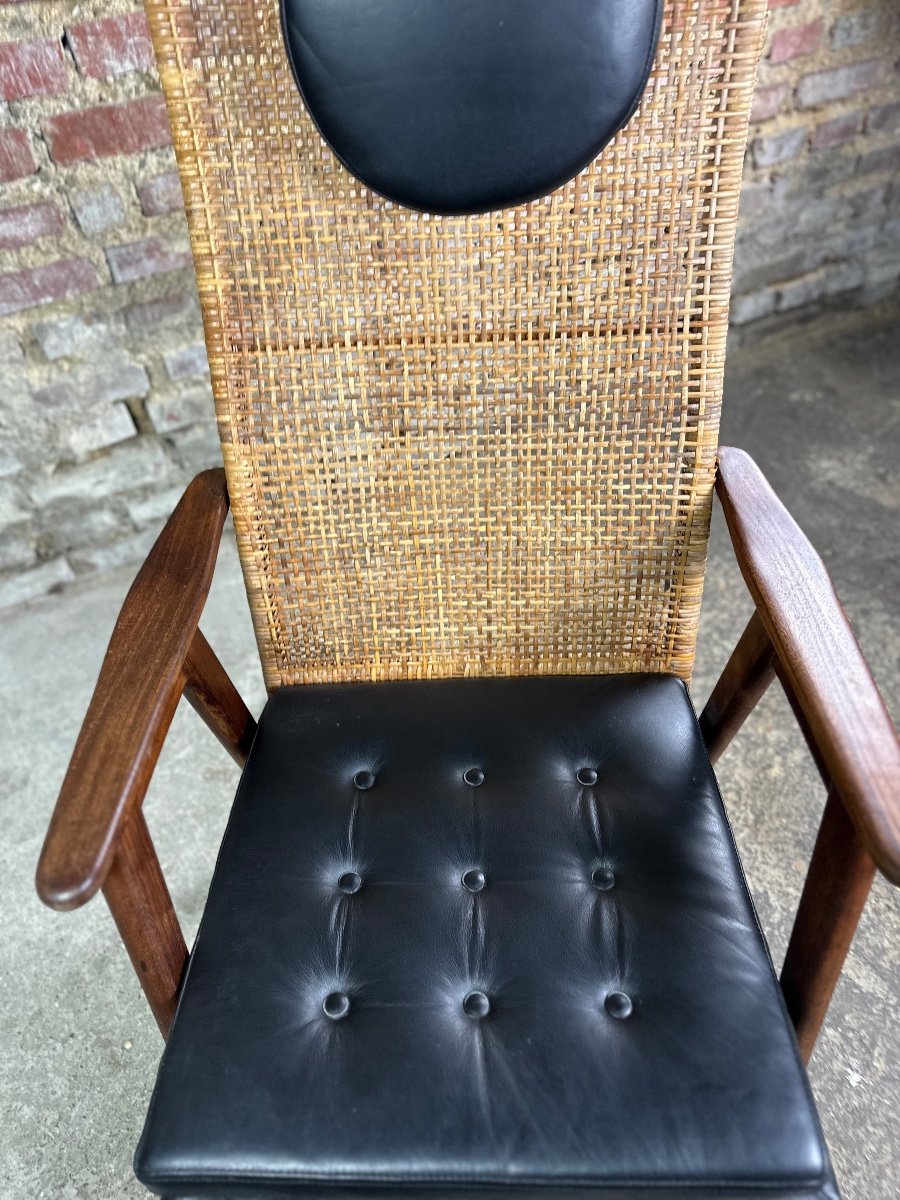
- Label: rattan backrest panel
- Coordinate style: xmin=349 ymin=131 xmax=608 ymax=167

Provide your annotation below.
xmin=145 ymin=0 xmax=766 ymax=689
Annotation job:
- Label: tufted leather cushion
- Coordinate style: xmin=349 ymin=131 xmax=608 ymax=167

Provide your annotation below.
xmin=279 ymin=0 xmax=663 ymax=214
xmin=136 ymin=675 xmax=839 ymax=1199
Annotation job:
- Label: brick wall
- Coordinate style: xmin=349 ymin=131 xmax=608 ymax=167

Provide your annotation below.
xmin=0 ymin=0 xmax=898 ymax=608
xmin=733 ymin=0 xmax=900 ymax=334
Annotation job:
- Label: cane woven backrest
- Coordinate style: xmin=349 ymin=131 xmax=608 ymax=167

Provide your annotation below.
xmin=145 ymin=0 xmax=766 ymax=689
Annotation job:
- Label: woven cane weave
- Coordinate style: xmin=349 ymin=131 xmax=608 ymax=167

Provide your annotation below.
xmin=145 ymin=0 xmax=766 ymax=689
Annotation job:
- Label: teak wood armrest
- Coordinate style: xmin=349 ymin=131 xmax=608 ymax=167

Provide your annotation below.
xmin=35 ymin=468 xmax=256 ymax=1035
xmin=712 ymin=445 xmax=900 ymax=881
xmin=700 ymin=446 xmax=899 ymax=1061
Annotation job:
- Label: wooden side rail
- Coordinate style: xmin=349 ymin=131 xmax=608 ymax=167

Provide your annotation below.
xmin=700 ymin=447 xmax=899 ymax=1062
xmin=36 ymin=468 xmax=257 ymax=1036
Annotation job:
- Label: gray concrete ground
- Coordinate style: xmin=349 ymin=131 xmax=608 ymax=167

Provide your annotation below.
xmin=2 ymin=309 xmax=898 ymax=1200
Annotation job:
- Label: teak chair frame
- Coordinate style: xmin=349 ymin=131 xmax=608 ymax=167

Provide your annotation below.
xmin=36 ymin=449 xmax=900 ymax=1062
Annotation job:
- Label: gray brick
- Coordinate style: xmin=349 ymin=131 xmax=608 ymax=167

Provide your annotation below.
xmin=0 ymin=448 xmax=23 ymax=478
xmin=858 ymin=144 xmax=900 ymax=176
xmin=136 ymin=170 xmax=183 ymax=216
xmin=169 ymin=423 xmax=223 ymax=473
xmin=0 ymin=329 xmax=24 ymax=364
xmin=730 ymin=288 xmax=777 ymax=325
xmin=864 ymin=249 xmax=900 ymax=287
xmin=0 ymin=557 xmax=75 ymax=611
xmin=70 ymin=183 xmax=126 ymax=236
xmin=49 ymin=504 xmax=126 ymax=552
xmin=795 ymin=152 xmax=860 ymax=193
xmin=29 ymin=439 xmax=169 ymax=506
xmin=69 ymin=528 xmax=158 ymax=575
xmin=752 ymin=127 xmax=806 ymax=168
xmin=868 ymin=102 xmax=900 ymax=136
xmin=32 ymin=315 xmax=108 ymax=361
xmin=126 ymin=484 xmax=188 ymax=526
xmin=776 ymin=270 xmax=828 ymax=312
xmin=67 ymin=403 xmax=137 ymax=458
xmin=824 ymin=260 xmax=866 ymax=295
xmin=146 ymin=383 xmax=214 ymax=433
xmin=0 ymin=480 xmax=29 ymax=527
xmin=830 ymin=10 xmax=880 ymax=49
xmin=797 ymin=60 xmax=883 ymax=110
xmin=733 ymin=247 xmax=821 ymax=295
xmin=0 ymin=530 xmax=36 ymax=573
xmin=34 ymin=357 xmax=149 ymax=409
xmin=163 ymin=343 xmax=209 ymax=381
xmin=737 ymin=182 xmax=775 ymax=222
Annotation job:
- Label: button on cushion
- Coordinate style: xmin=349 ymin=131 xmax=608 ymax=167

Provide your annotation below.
xmin=136 ymin=675 xmax=838 ymax=1200
xmin=323 ymin=991 xmax=351 ymax=1020
xmin=463 ymin=991 xmax=491 ymax=1019
xmin=604 ymin=991 xmax=634 ymax=1020
xmin=338 ymin=871 xmax=362 ymax=895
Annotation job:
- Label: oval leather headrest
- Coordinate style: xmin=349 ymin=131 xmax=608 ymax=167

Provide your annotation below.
xmin=280 ymin=0 xmax=663 ymax=215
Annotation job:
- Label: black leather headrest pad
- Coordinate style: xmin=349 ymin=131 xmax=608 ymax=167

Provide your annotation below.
xmin=280 ymin=0 xmax=663 ymax=215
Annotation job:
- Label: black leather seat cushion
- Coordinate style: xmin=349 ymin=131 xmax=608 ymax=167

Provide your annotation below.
xmin=136 ymin=675 xmax=839 ymax=1199
xmin=280 ymin=0 xmax=662 ymax=214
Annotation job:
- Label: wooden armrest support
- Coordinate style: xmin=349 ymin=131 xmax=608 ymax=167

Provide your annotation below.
xmin=36 ymin=468 xmax=249 ymax=913
xmin=702 ymin=448 xmax=899 ymax=1060
xmin=714 ymin=446 xmax=900 ymax=885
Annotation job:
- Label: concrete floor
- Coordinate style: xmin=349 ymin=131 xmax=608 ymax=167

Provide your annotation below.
xmin=2 ymin=309 xmax=898 ymax=1200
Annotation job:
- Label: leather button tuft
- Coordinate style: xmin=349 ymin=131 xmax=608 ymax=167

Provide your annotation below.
xmin=463 ymin=990 xmax=491 ymax=1019
xmin=353 ymin=770 xmax=375 ymax=791
xmin=462 ymin=868 xmax=486 ymax=893
xmin=463 ymin=767 xmax=485 ymax=787
xmin=576 ymin=767 xmax=598 ymax=786
xmin=604 ymin=991 xmax=633 ymax=1020
xmin=338 ymin=871 xmax=362 ymax=895
xmin=323 ymin=991 xmax=351 ymax=1020
xmin=591 ymin=867 xmax=615 ymax=891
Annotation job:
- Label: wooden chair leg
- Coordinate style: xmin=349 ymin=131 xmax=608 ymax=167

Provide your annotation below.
xmin=699 ymin=608 xmax=776 ymax=765
xmin=102 ymin=810 xmax=188 ymax=1038
xmin=183 ymin=628 xmax=257 ymax=767
xmin=780 ymin=788 xmax=877 ymax=1064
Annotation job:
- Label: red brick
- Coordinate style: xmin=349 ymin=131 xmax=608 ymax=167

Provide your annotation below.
xmin=768 ymin=20 xmax=822 ymax=65
xmin=810 ymin=113 xmax=862 ymax=151
xmin=124 ymin=289 xmax=199 ymax=332
xmin=66 ymin=12 xmax=154 ymax=79
xmin=136 ymin=170 xmax=184 ymax=216
xmin=768 ymin=0 xmax=800 ymax=7
xmin=106 ymin=236 xmax=192 ymax=283
xmin=751 ymin=83 xmax=789 ymax=124
xmin=42 ymin=95 xmax=171 ymax=166
xmin=0 ymin=128 xmax=36 ymax=182
xmin=0 ymin=37 xmax=67 ymax=100
xmin=0 ymin=258 xmax=99 ymax=317
xmin=0 ymin=201 xmax=64 ymax=251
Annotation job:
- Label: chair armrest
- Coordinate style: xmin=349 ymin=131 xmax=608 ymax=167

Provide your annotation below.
xmin=715 ymin=446 xmax=900 ymax=884
xmin=36 ymin=468 xmax=232 ymax=911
